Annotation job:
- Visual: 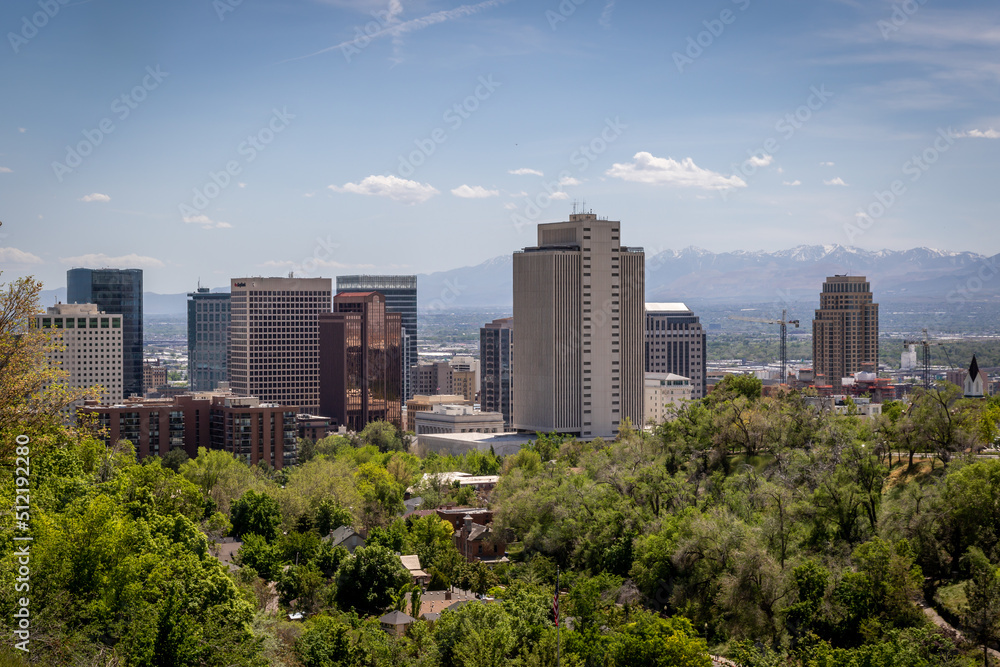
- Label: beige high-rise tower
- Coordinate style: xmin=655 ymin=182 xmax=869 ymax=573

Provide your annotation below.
xmin=812 ymin=275 xmax=878 ymax=389
xmin=513 ymin=213 xmax=644 ymax=438
xmin=229 ymin=276 xmax=332 ymax=412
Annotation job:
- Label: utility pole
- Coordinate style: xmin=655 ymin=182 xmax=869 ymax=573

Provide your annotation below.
xmin=728 ymin=309 xmax=800 ymax=382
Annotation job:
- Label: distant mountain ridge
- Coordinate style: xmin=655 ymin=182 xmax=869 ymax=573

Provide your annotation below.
xmin=36 ymin=245 xmax=1000 ymax=314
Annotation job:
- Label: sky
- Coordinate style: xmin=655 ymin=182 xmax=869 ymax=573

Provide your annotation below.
xmin=1 ymin=0 xmax=998 ymax=294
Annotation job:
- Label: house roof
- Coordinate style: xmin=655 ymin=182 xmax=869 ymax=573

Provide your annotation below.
xmin=400 ymin=554 xmax=422 ymax=571
xmin=326 ymin=525 xmax=360 ymax=546
xmin=970 ymin=355 xmax=980 ymax=380
xmin=379 ymin=610 xmax=416 ymax=625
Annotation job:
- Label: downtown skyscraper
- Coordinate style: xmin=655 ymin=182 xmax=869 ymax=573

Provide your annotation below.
xmin=336 ymin=275 xmax=417 ymax=401
xmin=480 ymin=317 xmax=513 ymax=428
xmin=187 ymin=287 xmax=230 ymax=391
xmin=228 ymin=276 xmax=332 ymax=412
xmin=67 ymin=268 xmax=143 ymax=398
xmin=513 ymin=213 xmax=644 ymax=439
xmin=812 ymin=275 xmax=879 ymax=389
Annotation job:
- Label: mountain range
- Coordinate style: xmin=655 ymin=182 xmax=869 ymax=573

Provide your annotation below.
xmin=37 ymin=245 xmax=1000 ymax=314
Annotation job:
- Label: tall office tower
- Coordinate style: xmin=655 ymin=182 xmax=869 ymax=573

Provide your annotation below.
xmin=35 ymin=304 xmax=123 ymax=418
xmin=645 ymin=303 xmax=707 ymax=400
xmin=229 ymin=277 xmax=332 ymax=412
xmin=337 ymin=275 xmax=417 ymax=401
xmin=812 ymin=275 xmax=879 ymax=389
xmin=67 ymin=268 xmax=143 ymax=398
xmin=480 ymin=317 xmax=513 ymax=428
xmin=513 ymin=213 xmax=644 ymax=439
xmin=187 ymin=287 xmax=231 ymax=391
xmin=319 ymin=291 xmax=402 ymax=430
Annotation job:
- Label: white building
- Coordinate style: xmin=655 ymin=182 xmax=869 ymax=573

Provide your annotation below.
xmin=513 ymin=213 xmax=644 ymax=439
xmin=414 ymin=404 xmax=505 ymax=438
xmin=643 ymin=372 xmax=692 ymax=426
xmin=35 ymin=303 xmax=123 ymax=419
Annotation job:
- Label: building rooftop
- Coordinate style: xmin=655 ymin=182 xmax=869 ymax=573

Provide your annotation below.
xmin=645 ymin=302 xmax=691 ymax=313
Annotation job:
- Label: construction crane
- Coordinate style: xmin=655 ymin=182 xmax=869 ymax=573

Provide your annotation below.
xmin=728 ymin=309 xmax=801 ymax=383
xmin=903 ymin=329 xmax=933 ymax=390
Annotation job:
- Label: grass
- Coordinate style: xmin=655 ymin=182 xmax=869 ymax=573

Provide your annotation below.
xmin=936 ymin=580 xmax=968 ymax=619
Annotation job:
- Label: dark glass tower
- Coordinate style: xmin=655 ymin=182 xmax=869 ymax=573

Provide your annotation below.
xmin=187 ymin=287 xmax=230 ymax=391
xmin=67 ymin=268 xmax=143 ymax=398
xmin=319 ymin=291 xmax=402 ymax=430
xmin=480 ymin=317 xmax=513 ymax=428
xmin=336 ymin=275 xmax=417 ymax=400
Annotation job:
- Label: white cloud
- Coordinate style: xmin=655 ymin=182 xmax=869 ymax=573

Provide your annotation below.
xmin=819 ymin=161 xmax=835 ymax=166
xmin=451 ymin=184 xmax=499 ymax=198
xmin=747 ymin=154 xmax=773 ymax=167
xmin=18 ymin=128 xmax=25 ymax=133
xmin=599 ymin=0 xmax=615 ymax=28
xmin=79 ymin=193 xmax=110 ymax=203
xmin=0 ymin=247 xmax=43 ymax=264
xmin=824 ymin=177 xmax=848 ymax=186
xmin=776 ymin=166 xmax=784 ymax=174
xmin=558 ymin=175 xmax=581 ymax=186
xmin=183 ymin=214 xmax=233 ymax=229
xmin=955 ymin=128 xmax=1000 ymax=139
xmin=550 ymin=191 xmax=570 ymax=200
xmin=503 ymin=202 xmax=518 ymax=210
xmin=783 ymin=180 xmax=802 ymax=186
xmin=606 ymin=152 xmax=746 ymax=190
xmin=329 ymin=174 xmax=439 ymax=204
xmin=0 ymin=167 xmax=12 ymax=173
xmin=289 ymin=0 xmax=510 ymax=62
xmin=60 ymin=253 xmax=165 ymax=269
xmin=238 ymin=182 xmax=247 ymax=188
xmin=509 ymin=167 xmax=543 ymax=176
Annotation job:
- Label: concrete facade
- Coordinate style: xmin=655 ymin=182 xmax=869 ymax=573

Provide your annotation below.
xmin=643 ymin=372 xmax=692 ymax=425
xmin=36 ymin=303 xmax=123 ymax=418
xmin=414 ymin=404 xmax=504 ymax=437
xmin=513 ymin=213 xmax=644 ymax=438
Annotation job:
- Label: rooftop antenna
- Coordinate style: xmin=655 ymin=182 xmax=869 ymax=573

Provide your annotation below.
xmin=572 ymin=199 xmax=579 ymax=215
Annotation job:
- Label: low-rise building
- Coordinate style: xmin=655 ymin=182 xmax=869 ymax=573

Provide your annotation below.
xmin=414 ymin=404 xmax=505 ymax=440
xmin=379 ymin=610 xmax=416 ymax=637
xmin=405 ymin=394 xmax=470 ymax=432
xmin=324 ymin=526 xmax=366 ymax=553
xmin=643 ymin=372 xmax=692 ymax=425
xmin=79 ymin=390 xmax=297 ymax=467
xmin=454 ymin=514 xmax=506 ymax=563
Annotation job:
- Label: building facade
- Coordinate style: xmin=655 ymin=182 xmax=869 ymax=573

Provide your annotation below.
xmin=188 ymin=287 xmax=230 ymax=391
xmin=79 ymin=391 xmax=297 ymax=467
xmin=645 ymin=303 xmax=707 ymax=400
xmin=414 ymin=404 xmax=505 ymax=436
xmin=143 ymin=358 xmax=167 ymax=394
xmin=812 ymin=276 xmax=879 ymax=389
xmin=412 ymin=361 xmax=454 ymax=396
xmin=512 ymin=213 xmax=644 ymax=438
xmin=35 ymin=303 xmax=123 ymax=417
xmin=480 ymin=317 xmax=514 ymax=428
xmin=228 ymin=277 xmax=331 ymax=413
xmin=67 ymin=268 xmax=143 ymax=398
xmin=319 ymin=291 xmax=403 ymax=430
xmin=337 ymin=276 xmax=417 ymax=401
xmin=405 ymin=394 xmax=470 ymax=432
xmin=643 ymin=372 xmax=692 ymax=426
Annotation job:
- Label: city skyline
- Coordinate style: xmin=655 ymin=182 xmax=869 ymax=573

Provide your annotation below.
xmin=1 ymin=1 xmax=999 ymax=294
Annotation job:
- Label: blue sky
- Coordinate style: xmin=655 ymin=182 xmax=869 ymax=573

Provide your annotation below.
xmin=1 ymin=0 xmax=998 ymax=293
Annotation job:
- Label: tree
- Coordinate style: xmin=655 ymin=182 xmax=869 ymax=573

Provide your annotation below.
xmin=180 ymin=447 xmax=270 ymax=514
xmin=235 ymin=533 xmax=283 ymax=581
xmin=358 ymin=420 xmax=405 ymax=453
xmin=159 ymin=447 xmax=189 ymax=472
xmin=962 ymin=547 xmax=1000 ymax=667
xmin=296 ymin=615 xmax=353 ymax=667
xmin=0 ymin=276 xmax=95 ymax=451
xmin=335 ymin=545 xmax=412 ymax=616
xmin=607 ymin=612 xmax=712 ymax=667
xmin=230 ymin=489 xmax=282 ymax=541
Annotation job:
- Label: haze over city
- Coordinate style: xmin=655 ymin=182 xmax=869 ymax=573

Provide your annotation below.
xmin=2 ymin=0 xmax=999 ymax=294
